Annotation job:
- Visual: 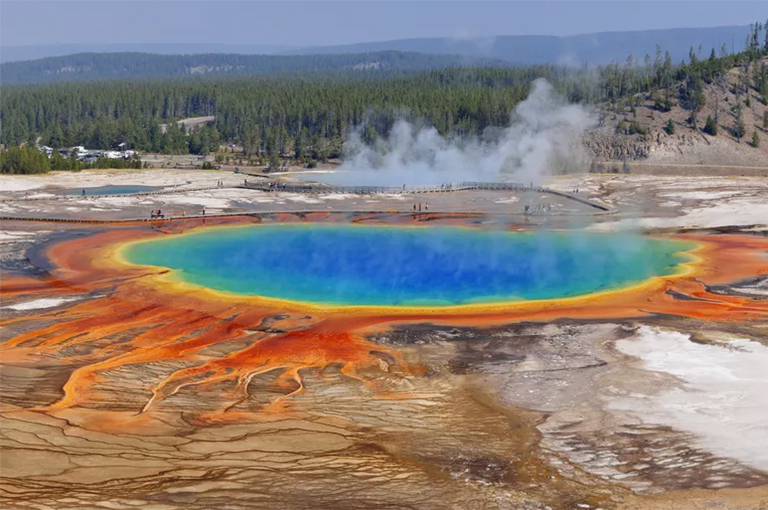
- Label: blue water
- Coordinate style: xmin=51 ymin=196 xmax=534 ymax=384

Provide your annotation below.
xmin=124 ymin=224 xmax=693 ymax=306
xmin=67 ymin=185 xmax=160 ymax=196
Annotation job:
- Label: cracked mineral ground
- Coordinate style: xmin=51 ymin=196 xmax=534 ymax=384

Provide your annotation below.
xmin=1 ymin=172 xmax=767 ymax=510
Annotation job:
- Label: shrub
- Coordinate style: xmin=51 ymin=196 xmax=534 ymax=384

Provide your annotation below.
xmin=628 ymin=122 xmax=647 ymax=135
xmin=655 ymin=98 xmax=672 ymax=112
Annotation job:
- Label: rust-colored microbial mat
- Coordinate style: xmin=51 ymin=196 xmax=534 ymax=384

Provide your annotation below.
xmin=1 ymin=214 xmax=767 ymax=510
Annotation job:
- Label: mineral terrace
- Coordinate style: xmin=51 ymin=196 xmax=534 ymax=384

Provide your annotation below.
xmin=1 ymin=168 xmax=767 ymax=510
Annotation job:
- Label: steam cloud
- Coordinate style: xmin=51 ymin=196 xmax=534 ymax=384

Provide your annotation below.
xmin=336 ymin=79 xmax=596 ymax=186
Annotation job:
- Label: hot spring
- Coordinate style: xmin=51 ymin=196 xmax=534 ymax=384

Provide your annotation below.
xmin=123 ymin=224 xmax=694 ymax=307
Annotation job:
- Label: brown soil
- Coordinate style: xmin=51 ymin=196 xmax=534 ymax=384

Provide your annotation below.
xmin=587 ymin=57 xmax=768 ymax=167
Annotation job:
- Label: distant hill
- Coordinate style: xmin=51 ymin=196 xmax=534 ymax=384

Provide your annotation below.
xmin=0 ymin=51 xmax=512 ymax=84
xmin=2 ymin=25 xmax=752 ymax=68
xmin=0 ymin=44 xmax=294 ymax=64
xmin=285 ymin=26 xmax=753 ymax=65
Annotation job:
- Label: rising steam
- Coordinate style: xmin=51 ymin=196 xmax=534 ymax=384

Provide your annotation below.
xmin=336 ymin=79 xmax=596 ymax=186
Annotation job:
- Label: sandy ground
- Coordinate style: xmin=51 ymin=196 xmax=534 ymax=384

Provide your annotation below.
xmin=2 ymin=169 xmax=765 ymax=226
xmin=0 ymin=169 xmax=596 ymax=220
xmin=0 ymin=168 xmax=239 ymax=195
xmin=548 ymin=174 xmax=768 ymax=230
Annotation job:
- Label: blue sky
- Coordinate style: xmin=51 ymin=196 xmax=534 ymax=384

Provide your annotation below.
xmin=2 ymin=1 xmax=767 ymax=47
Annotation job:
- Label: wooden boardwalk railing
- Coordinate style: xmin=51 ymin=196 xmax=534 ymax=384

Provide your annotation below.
xmin=0 ymin=181 xmax=615 ymax=223
xmin=245 ymin=181 xmax=612 ymax=212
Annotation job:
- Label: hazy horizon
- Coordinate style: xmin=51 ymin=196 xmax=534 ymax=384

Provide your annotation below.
xmin=2 ymin=1 xmax=767 ymax=49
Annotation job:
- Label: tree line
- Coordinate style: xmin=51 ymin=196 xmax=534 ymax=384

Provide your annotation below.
xmin=2 ymin=19 xmax=767 ymax=168
xmin=0 ymin=51 xmax=511 ymax=85
xmin=0 ymin=146 xmax=144 ymax=174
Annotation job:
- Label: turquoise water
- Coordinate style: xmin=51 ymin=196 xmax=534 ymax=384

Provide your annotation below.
xmin=124 ymin=224 xmax=693 ymax=307
xmin=67 ymin=185 xmax=160 ymax=196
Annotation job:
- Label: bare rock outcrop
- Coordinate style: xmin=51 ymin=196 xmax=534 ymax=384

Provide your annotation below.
xmin=582 ymin=132 xmax=652 ymax=161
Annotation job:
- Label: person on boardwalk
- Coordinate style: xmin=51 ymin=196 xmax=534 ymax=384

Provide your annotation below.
xmin=413 ymin=204 xmax=416 ymax=212
xmin=418 ymin=202 xmax=422 ymax=212
xmin=202 ymin=206 xmax=206 ymax=216
xmin=82 ymin=189 xmax=85 ymax=196
xmin=425 ymin=203 xmax=429 ymax=212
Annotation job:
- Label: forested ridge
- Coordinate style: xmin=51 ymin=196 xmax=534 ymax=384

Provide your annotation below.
xmin=2 ymin=21 xmax=767 ymax=171
xmin=0 ymin=51 xmax=511 ymax=84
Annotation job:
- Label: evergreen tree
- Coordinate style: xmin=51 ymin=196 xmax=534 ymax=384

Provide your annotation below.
xmin=2 ymin=27 xmax=766 ymax=156
xmin=188 ymin=131 xmax=204 ymax=155
xmin=0 ymin=146 xmax=51 ymax=174
xmin=267 ymin=151 xmax=281 ymax=170
xmin=733 ymin=103 xmax=746 ymax=141
xmin=665 ymin=119 xmax=675 ymax=134
xmin=704 ymin=115 xmax=718 ymax=135
xmin=752 ymin=129 xmax=760 ymax=147
xmin=680 ymin=73 xmax=705 ymax=128
xmin=362 ymin=125 xmax=379 ymax=145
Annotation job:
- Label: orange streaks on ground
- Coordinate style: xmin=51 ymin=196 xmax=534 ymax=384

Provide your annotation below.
xmin=1 ymin=216 xmax=766 ymax=429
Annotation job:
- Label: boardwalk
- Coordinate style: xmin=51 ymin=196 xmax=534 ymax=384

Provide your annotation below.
xmin=248 ymin=181 xmax=612 ymax=212
xmin=0 ymin=181 xmax=614 ymax=223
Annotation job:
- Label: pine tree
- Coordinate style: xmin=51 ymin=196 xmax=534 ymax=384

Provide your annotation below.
xmin=733 ymin=103 xmax=746 ymax=141
xmin=752 ymin=130 xmax=760 ymax=148
xmin=267 ymin=151 xmax=281 ymax=171
xmin=665 ymin=119 xmax=675 ymax=134
xmin=704 ymin=115 xmax=718 ymax=135
xmin=765 ymin=18 xmax=768 ymax=52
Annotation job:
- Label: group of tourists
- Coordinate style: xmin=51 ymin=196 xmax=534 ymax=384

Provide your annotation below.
xmin=267 ymin=182 xmax=288 ymax=190
xmin=413 ymin=202 xmax=429 ymax=213
xmin=524 ymin=203 xmax=553 ymax=215
xmin=148 ymin=207 xmax=208 ymax=219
